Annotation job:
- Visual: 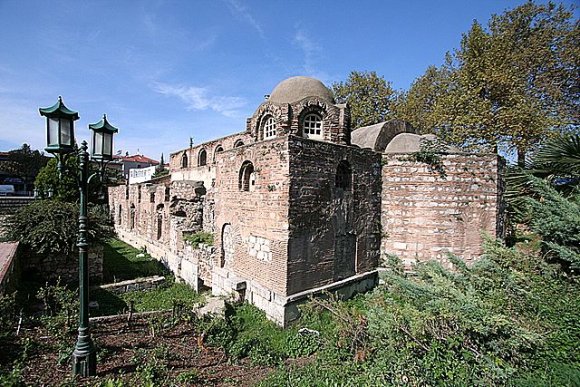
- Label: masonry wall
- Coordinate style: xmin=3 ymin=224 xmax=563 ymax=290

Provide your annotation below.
xmin=212 ymin=137 xmax=290 ymax=296
xmin=381 ymin=153 xmax=504 ymax=268
xmin=170 ymin=132 xmax=254 ymax=189
xmin=287 ymin=136 xmax=382 ymax=295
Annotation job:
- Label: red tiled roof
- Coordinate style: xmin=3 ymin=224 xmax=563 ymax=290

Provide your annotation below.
xmin=113 ymin=154 xmax=159 ymax=165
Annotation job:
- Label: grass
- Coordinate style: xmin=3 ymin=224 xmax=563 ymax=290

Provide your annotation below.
xmin=91 ymin=282 xmax=204 ymax=317
xmin=91 ymin=238 xmax=203 ymax=316
xmin=102 ymin=238 xmax=168 ymax=283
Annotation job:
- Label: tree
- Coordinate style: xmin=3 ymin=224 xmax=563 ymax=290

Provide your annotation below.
xmin=332 ymin=71 xmax=397 ymax=128
xmin=0 ymin=144 xmax=49 ymax=184
xmin=35 ymin=153 xmax=104 ymax=203
xmin=397 ymin=1 xmax=579 ymax=165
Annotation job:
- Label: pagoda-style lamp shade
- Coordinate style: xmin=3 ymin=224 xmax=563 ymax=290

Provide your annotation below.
xmin=39 ymin=96 xmax=79 ymax=155
xmin=89 ymin=114 xmax=118 ymax=161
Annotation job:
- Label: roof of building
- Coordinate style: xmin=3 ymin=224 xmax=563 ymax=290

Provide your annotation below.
xmin=268 ymin=76 xmax=334 ymax=104
xmin=351 ymin=120 xmax=419 ymax=152
xmin=113 ymin=154 xmax=159 ymax=165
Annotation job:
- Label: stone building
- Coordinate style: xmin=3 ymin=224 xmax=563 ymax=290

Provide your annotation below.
xmin=109 ymin=76 xmax=503 ymax=325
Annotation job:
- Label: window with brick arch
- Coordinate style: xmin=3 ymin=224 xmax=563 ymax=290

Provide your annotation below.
xmin=181 ymin=152 xmax=188 ymax=168
xmin=262 ymin=116 xmax=276 ymax=139
xmin=198 ymin=148 xmax=207 ymax=166
xmin=239 ymin=161 xmax=255 ymax=191
xmin=335 ymin=160 xmax=352 ymax=190
xmin=234 ymin=139 xmax=244 ymax=148
xmin=302 ymin=113 xmax=323 ymax=140
xmin=213 ymin=145 xmax=224 ymax=162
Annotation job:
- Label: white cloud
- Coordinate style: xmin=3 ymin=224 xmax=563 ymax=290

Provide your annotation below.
xmin=224 ymin=0 xmax=264 ymax=38
xmin=292 ymin=27 xmax=328 ymax=81
xmin=153 ymin=82 xmax=247 ymax=117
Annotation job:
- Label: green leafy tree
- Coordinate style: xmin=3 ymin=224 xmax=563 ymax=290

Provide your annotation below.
xmin=0 ymin=143 xmax=48 ymax=184
xmin=397 ymin=2 xmax=579 ymax=165
xmin=35 ymin=154 xmax=104 ymax=203
xmin=332 ymin=71 xmax=397 ymax=128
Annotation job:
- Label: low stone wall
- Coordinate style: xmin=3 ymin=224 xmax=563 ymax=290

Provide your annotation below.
xmin=0 ymin=197 xmax=34 ymax=215
xmin=0 ymin=242 xmax=19 ymax=294
xmin=20 ymin=245 xmax=103 ymax=283
xmin=96 ymin=275 xmax=165 ymax=294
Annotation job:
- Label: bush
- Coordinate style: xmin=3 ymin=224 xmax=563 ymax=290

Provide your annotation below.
xmin=260 ymin=240 xmax=580 ymax=386
xmin=6 ymin=200 xmax=113 ymax=257
xmin=183 ymin=231 xmax=213 ymax=248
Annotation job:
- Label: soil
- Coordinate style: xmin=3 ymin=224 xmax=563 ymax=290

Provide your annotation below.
xmin=1 ymin=315 xmax=274 ymax=386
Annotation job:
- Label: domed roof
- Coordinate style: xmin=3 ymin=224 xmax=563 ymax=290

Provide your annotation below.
xmin=268 ymin=76 xmax=334 ymax=104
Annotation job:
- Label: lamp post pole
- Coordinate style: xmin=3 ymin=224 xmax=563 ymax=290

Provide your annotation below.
xmin=71 ymin=140 xmax=96 ymax=376
xmin=39 ymin=98 xmax=119 ymax=377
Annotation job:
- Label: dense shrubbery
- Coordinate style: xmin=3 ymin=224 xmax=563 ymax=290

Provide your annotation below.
xmin=6 ymin=200 xmax=113 ymax=257
xmin=259 ymin=241 xmax=579 ymax=386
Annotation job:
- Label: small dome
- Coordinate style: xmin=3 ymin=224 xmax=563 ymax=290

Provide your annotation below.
xmin=268 ymin=76 xmax=334 ymax=104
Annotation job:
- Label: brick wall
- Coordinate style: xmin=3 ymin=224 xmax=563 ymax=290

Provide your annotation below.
xmin=381 ymin=153 xmax=503 ymax=267
xmin=287 ymin=136 xmax=382 ymax=295
xmin=213 ymin=137 xmax=290 ymax=295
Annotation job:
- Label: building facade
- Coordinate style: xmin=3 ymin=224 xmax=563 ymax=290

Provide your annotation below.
xmin=109 ymin=76 xmax=503 ymax=325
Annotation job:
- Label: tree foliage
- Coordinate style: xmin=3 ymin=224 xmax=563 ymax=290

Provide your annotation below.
xmin=332 ymin=71 xmax=396 ymax=128
xmin=396 ymin=1 xmax=579 ymax=164
xmin=6 ymin=200 xmax=114 ymax=257
xmin=0 ymin=144 xmax=48 ymax=182
xmin=34 ymin=154 xmax=105 ymax=203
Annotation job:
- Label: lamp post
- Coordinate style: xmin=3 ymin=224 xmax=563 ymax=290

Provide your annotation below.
xmin=39 ymin=97 xmax=119 ymax=377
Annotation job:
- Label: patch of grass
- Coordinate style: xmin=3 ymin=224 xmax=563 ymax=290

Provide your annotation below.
xmin=102 ymin=238 xmax=168 ymax=282
xmin=91 ymin=281 xmax=203 ymax=316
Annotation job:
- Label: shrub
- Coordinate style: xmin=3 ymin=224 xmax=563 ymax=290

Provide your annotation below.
xmin=183 ymin=231 xmax=214 ymax=248
xmin=6 ymin=200 xmax=113 ymax=257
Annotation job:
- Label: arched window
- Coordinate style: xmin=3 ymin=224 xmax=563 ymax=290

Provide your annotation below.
xmin=335 ymin=160 xmax=352 ymax=190
xmin=150 ymin=192 xmax=155 ymax=203
xmin=261 ymin=115 xmax=276 ymax=139
xmin=130 ymin=204 xmax=135 ymax=230
xmin=213 ymin=145 xmax=224 ymax=162
xmin=221 ymin=223 xmax=234 ymax=268
xmin=302 ymin=113 xmax=323 ymax=140
xmin=156 ymin=204 xmax=164 ymax=240
xmin=234 ymin=139 xmax=244 ymax=148
xmin=181 ymin=152 xmax=188 ymax=168
xmin=198 ymin=148 xmax=207 ymax=166
xmin=239 ymin=161 xmax=255 ymax=191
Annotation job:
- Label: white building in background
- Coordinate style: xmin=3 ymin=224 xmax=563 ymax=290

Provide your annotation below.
xmin=129 ymin=165 xmax=156 ymax=184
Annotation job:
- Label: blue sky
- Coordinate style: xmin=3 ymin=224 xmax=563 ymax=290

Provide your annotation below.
xmin=0 ymin=0 xmax=576 ymax=160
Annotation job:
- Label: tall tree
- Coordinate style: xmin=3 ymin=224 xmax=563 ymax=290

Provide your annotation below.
xmin=0 ymin=144 xmax=48 ymax=183
xmin=332 ymin=71 xmax=396 ymax=128
xmin=398 ymin=1 xmax=579 ymax=165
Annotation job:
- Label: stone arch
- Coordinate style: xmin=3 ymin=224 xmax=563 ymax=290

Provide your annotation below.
xmin=181 ymin=152 xmax=188 ymax=168
xmin=156 ymin=204 xmax=164 ymax=240
xmin=130 ymin=203 xmax=135 ymax=230
xmin=239 ymin=160 xmax=255 ymax=191
xmin=198 ymin=148 xmax=207 ymax=166
xmin=213 ymin=145 xmax=224 ymax=162
xmin=297 ymin=103 xmax=327 ymax=140
xmin=221 ymin=223 xmax=234 ymax=268
xmin=234 ymin=139 xmax=245 ymax=148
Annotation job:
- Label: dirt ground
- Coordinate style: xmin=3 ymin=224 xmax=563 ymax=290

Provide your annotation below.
xmin=2 ymin=316 xmax=274 ymax=386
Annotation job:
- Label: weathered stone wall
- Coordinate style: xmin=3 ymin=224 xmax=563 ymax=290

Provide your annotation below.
xmin=169 ymin=132 xmax=254 ymax=188
xmin=20 ymin=245 xmax=103 ymax=283
xmin=287 ymin=136 xmax=382 ymax=295
xmin=381 ymin=153 xmax=503 ymax=268
xmin=213 ymin=137 xmax=291 ymax=296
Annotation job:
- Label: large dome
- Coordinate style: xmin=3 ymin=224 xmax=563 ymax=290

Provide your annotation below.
xmin=268 ymin=76 xmax=334 ymax=104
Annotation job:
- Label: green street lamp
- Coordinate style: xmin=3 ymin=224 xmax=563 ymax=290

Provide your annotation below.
xmin=39 ymin=97 xmax=119 ymax=377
